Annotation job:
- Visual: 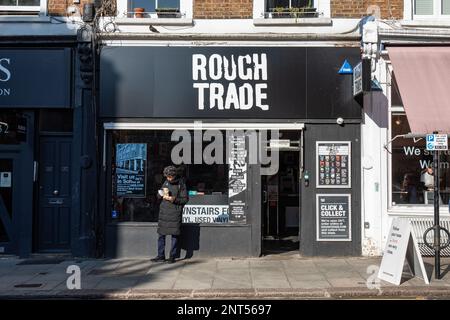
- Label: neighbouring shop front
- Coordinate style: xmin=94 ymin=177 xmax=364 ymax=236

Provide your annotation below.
xmin=0 ymin=43 xmax=96 ymax=257
xmin=99 ymin=45 xmax=363 ymax=258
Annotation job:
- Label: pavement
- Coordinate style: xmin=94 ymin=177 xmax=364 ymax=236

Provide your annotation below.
xmin=0 ymin=254 xmax=450 ymax=299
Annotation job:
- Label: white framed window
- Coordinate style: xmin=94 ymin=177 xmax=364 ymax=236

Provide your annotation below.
xmin=253 ymin=0 xmax=330 ymax=19
xmin=0 ymin=0 xmax=46 ymax=14
xmin=413 ymin=0 xmax=450 ymax=19
xmin=117 ymin=0 xmax=192 ymax=19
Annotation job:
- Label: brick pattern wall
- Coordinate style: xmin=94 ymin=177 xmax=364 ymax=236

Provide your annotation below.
xmin=48 ymin=0 xmax=116 ymax=17
xmin=194 ymin=0 xmax=253 ymax=19
xmin=48 ymin=0 xmax=92 ymax=16
xmin=331 ymin=0 xmax=403 ymax=20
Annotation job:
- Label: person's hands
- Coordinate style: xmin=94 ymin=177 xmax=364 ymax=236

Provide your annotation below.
xmin=163 ymin=195 xmax=175 ymax=202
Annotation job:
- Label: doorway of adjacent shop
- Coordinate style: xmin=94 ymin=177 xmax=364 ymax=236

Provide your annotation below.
xmin=261 ymin=130 xmax=301 ymax=254
xmin=35 ymin=109 xmax=73 ymax=253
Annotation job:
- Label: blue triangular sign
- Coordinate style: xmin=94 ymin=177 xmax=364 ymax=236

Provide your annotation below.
xmin=338 ymin=59 xmax=353 ymax=74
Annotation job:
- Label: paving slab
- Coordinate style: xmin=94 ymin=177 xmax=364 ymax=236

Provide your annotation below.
xmin=289 ymin=280 xmax=332 ymax=289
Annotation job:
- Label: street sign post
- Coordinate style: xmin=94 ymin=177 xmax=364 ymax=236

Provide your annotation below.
xmin=424 ymin=132 xmax=450 ymax=279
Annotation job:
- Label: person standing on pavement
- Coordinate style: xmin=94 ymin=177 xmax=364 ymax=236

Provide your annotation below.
xmin=151 ymin=166 xmax=188 ymax=264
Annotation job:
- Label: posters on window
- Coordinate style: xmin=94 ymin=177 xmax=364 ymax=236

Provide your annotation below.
xmin=228 ymin=132 xmax=247 ymax=223
xmin=115 ymin=143 xmax=147 ymax=197
xmin=316 ymin=141 xmax=351 ymax=188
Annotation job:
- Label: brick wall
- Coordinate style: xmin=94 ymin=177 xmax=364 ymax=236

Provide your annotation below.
xmin=194 ymin=0 xmax=253 ymax=19
xmin=48 ymin=0 xmax=91 ymax=16
xmin=331 ymin=0 xmax=403 ymax=20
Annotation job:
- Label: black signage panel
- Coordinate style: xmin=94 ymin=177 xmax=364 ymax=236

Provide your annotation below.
xmin=316 ymin=194 xmax=351 ymax=241
xmin=0 ymin=49 xmax=71 ymax=108
xmin=100 ymin=46 xmax=361 ymax=119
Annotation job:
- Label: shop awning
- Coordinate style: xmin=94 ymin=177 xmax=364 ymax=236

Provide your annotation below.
xmin=389 ymin=47 xmax=450 ymax=134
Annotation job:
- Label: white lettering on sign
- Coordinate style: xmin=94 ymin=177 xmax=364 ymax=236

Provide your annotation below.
xmin=0 ymin=58 xmax=11 ymax=82
xmin=192 ymin=54 xmax=269 ymax=111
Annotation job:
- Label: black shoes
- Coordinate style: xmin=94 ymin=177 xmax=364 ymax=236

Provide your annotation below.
xmin=167 ymin=257 xmax=176 ymax=264
xmin=150 ymin=256 xmax=166 ymax=262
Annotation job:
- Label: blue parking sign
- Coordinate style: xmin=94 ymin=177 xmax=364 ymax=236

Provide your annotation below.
xmin=427 ymin=134 xmax=435 ymax=142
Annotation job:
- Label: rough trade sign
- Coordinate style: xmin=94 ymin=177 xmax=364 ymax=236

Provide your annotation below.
xmin=192 ymin=53 xmax=269 ymax=111
xmin=183 ymin=205 xmax=229 ymax=223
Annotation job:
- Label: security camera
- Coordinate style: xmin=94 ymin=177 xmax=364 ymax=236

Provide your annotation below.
xmin=336 ymin=117 xmax=345 ymax=126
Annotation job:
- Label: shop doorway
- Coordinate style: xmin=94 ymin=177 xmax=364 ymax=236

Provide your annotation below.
xmin=0 ymin=155 xmax=19 ymax=254
xmin=262 ymin=131 xmax=301 ymax=254
xmin=37 ymin=136 xmax=72 ymax=252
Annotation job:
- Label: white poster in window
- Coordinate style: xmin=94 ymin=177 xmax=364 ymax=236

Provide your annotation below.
xmin=228 ymin=132 xmax=247 ymax=223
xmin=0 ymin=172 xmax=11 ymax=188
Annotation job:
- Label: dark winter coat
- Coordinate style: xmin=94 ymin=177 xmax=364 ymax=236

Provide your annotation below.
xmin=157 ymin=177 xmax=188 ymax=236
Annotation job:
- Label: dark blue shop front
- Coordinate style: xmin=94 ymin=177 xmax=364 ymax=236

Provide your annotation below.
xmin=0 ymin=46 xmax=95 ymax=257
xmin=99 ymin=45 xmax=363 ymax=258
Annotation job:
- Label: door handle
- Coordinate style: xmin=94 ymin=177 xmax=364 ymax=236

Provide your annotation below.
xmin=263 ymin=190 xmax=268 ymax=203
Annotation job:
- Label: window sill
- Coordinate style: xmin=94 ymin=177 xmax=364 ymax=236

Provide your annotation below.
xmin=253 ymin=17 xmax=332 ymax=26
xmin=388 ymin=205 xmax=450 ymax=216
xmin=0 ymin=15 xmax=50 ymax=23
xmin=401 ymin=20 xmax=450 ymax=28
xmin=115 ymin=17 xmax=193 ymax=26
xmin=107 ymin=221 xmax=250 ymax=227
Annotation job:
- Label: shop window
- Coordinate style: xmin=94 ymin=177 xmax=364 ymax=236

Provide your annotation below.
xmin=0 ymin=111 xmax=27 ymax=144
xmin=413 ymin=0 xmax=450 ymax=19
xmin=391 ymin=114 xmax=450 ymax=206
xmin=110 ymin=130 xmax=229 ymax=222
xmin=0 ymin=159 xmax=12 ymax=242
xmin=0 ymin=0 xmax=43 ymax=15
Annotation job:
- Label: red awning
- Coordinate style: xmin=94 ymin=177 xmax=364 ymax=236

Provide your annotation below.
xmin=389 ymin=47 xmax=450 ymax=134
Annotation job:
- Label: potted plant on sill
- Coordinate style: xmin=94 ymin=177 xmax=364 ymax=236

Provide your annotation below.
xmin=155 ymin=7 xmax=180 ymax=18
xmin=269 ymin=6 xmax=291 ymax=18
xmin=133 ymin=7 xmax=145 ymax=18
xmin=290 ymin=1 xmax=318 ymax=18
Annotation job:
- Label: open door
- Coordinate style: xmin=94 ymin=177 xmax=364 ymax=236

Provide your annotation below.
xmin=262 ymin=130 xmax=302 ymax=254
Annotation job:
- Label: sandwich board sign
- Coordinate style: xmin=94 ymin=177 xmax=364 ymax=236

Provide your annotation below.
xmin=378 ymin=218 xmax=429 ymax=285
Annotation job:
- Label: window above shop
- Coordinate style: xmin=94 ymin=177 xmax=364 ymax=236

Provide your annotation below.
xmin=253 ymin=0 xmax=331 ymax=26
xmin=115 ymin=0 xmax=192 ymax=25
xmin=414 ymin=0 xmax=450 ymax=18
xmin=0 ymin=0 xmax=45 ymax=15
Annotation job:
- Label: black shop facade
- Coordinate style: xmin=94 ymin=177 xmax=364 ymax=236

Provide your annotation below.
xmin=99 ymin=45 xmax=363 ymax=258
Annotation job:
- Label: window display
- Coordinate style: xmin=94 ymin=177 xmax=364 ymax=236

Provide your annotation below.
xmin=391 ymin=114 xmax=450 ymax=205
xmin=110 ymin=130 xmax=229 ymax=222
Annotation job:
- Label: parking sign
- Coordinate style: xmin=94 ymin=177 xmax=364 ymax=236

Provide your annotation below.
xmin=426 ymin=134 xmax=448 ymax=151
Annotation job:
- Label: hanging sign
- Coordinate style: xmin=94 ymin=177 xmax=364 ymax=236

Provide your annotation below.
xmin=316 ymin=141 xmax=351 ymax=188
xmin=378 ymin=218 xmax=429 ymax=285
